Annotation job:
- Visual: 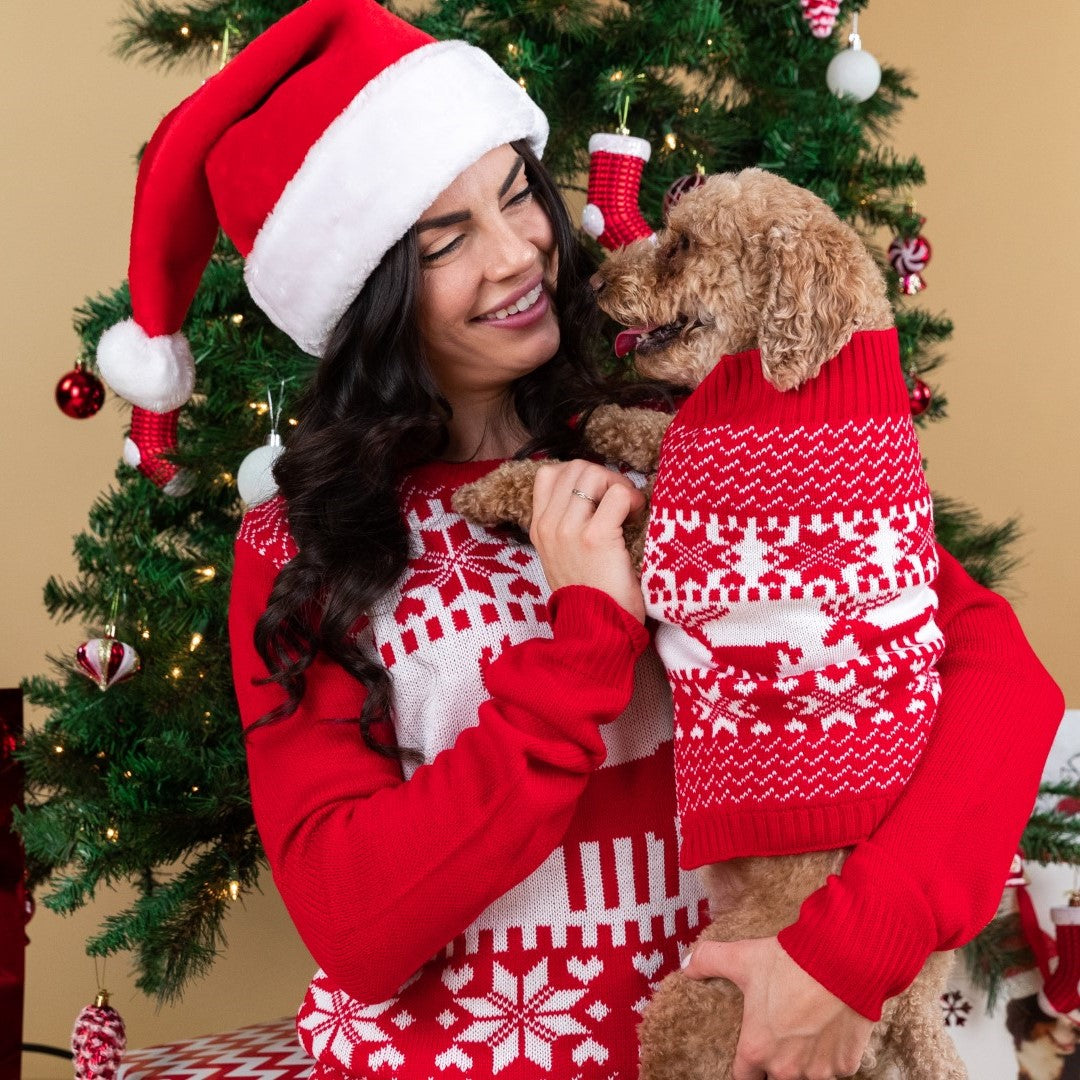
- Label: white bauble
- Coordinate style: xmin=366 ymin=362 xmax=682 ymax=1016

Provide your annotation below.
xmin=826 ymin=46 xmax=881 ymax=103
xmin=237 ymin=433 xmax=284 ymax=506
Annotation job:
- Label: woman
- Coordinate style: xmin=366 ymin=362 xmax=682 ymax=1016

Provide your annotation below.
xmin=95 ymin=1 xmax=1064 ymax=1077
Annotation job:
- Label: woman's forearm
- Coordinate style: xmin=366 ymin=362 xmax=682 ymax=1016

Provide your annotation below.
xmin=777 ymin=545 xmax=1065 ymax=1019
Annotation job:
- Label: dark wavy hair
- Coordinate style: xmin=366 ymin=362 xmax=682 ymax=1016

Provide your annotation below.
xmin=250 ymin=139 xmax=669 ymax=765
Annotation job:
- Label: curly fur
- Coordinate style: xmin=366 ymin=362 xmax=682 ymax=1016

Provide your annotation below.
xmin=453 ymin=169 xmax=961 ymax=1079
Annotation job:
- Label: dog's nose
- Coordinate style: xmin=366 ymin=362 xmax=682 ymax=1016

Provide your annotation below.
xmin=589 ymin=271 xmax=607 ymax=296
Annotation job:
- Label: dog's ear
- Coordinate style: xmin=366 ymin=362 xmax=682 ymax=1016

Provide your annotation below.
xmin=757 ymin=219 xmax=863 ymax=391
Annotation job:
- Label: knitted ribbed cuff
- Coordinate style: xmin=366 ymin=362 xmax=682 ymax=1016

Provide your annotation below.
xmin=775 ymin=841 xmax=938 ymax=1021
xmin=680 ymin=328 xmax=907 ymax=428
xmin=547 ymin=585 xmax=651 ymax=684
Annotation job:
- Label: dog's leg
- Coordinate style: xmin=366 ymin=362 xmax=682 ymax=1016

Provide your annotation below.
xmin=583 ymin=405 xmax=672 ymax=475
xmin=450 ymin=459 xmax=542 ymax=531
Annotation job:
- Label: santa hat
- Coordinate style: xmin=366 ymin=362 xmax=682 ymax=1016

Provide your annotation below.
xmin=96 ymin=0 xmax=547 ymax=486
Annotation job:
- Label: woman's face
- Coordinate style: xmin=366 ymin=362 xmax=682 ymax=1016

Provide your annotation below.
xmin=415 ymin=144 xmax=560 ymax=403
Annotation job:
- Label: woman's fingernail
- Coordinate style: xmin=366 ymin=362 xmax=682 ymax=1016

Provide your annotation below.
xmin=680 ymin=950 xmax=693 ymax=970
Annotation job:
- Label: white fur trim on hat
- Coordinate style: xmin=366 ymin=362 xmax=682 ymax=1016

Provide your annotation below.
xmin=245 ymin=39 xmax=548 ymax=357
xmin=587 ymin=132 xmax=652 ymax=160
xmin=96 ymin=320 xmax=196 ymax=413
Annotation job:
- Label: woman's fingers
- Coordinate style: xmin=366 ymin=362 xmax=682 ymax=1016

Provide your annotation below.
xmin=529 ymin=460 xmax=646 ymax=622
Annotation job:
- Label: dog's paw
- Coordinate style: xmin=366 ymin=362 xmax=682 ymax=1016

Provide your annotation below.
xmin=450 ymin=460 xmax=541 ymax=531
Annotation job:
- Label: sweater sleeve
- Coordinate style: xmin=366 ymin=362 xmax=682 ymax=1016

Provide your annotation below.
xmin=228 ymin=537 xmax=650 ymax=1004
xmin=777 ymin=545 xmax=1066 ymax=1020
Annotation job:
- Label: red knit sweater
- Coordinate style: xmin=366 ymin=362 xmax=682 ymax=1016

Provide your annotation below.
xmin=643 ymin=329 xmax=943 ymax=868
xmin=229 ymin=456 xmax=1064 ymax=1076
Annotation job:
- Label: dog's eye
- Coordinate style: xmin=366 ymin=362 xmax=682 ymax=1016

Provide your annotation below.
xmin=665 ymin=234 xmax=691 ymax=258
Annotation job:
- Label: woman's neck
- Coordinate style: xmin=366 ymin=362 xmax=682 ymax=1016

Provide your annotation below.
xmin=441 ymin=391 xmax=530 ymax=462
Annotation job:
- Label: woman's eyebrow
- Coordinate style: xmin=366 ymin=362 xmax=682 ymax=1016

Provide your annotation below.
xmin=416 ymin=157 xmax=525 ymax=232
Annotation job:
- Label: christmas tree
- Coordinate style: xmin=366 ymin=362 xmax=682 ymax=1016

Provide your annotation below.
xmin=18 ymin=0 xmax=1037 ymax=1004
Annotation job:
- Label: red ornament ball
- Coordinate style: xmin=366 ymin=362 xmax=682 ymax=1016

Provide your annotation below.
xmin=909 ymin=378 xmax=933 ymax=416
xmin=56 ymin=366 xmax=105 ymax=419
xmin=663 ymin=172 xmax=708 ymax=220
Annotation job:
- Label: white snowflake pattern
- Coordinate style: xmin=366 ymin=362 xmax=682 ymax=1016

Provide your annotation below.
xmin=297 ymin=981 xmax=401 ymax=1071
xmin=453 ymin=959 xmax=591 ymax=1073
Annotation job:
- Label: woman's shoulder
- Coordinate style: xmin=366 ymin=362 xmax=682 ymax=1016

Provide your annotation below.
xmin=236 ymin=494 xmax=298 ymax=571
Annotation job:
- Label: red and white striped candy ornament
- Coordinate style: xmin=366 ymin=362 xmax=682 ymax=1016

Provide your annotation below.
xmin=663 ymin=168 xmax=708 ymax=221
xmin=581 ymin=132 xmax=656 ymax=251
xmin=75 ymin=625 xmax=141 ymax=692
xmin=801 ymin=0 xmax=841 ymax=38
xmin=72 ymin=989 xmax=127 ymax=1080
xmin=890 ymin=230 xmax=932 ymax=296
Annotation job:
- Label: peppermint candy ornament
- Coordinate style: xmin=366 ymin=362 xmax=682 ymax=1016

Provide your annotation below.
xmin=889 ymin=230 xmax=933 ymax=277
xmin=663 ymin=169 xmax=708 ymax=221
xmin=75 ymin=625 xmax=140 ymax=692
xmin=72 ymin=989 xmax=126 ymax=1080
xmin=801 ymin=0 xmax=841 ymax=38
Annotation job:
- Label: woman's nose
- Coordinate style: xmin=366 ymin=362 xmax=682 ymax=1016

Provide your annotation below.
xmin=487 ymin=217 xmax=541 ymax=279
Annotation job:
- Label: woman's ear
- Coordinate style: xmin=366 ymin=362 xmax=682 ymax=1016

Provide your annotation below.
xmin=757 ymin=219 xmax=863 ymax=391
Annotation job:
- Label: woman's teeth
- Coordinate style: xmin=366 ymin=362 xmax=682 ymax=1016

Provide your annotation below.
xmin=482 ymin=283 xmax=543 ymax=321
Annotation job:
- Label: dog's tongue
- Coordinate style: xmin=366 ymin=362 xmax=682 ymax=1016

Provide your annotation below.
xmin=614 ymin=327 xmax=651 ymax=358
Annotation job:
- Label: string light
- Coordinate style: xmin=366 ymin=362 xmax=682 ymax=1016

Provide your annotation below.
xmin=507 ymin=42 xmax=519 ymax=56
xmin=288 ymin=418 xmax=298 ymax=427
xmin=189 ymin=632 xmax=203 ymax=652
xmin=105 ymin=826 xmax=120 ymax=842
xmin=53 ymin=745 xmax=64 ymax=755
xmin=170 ymin=666 xmax=183 ymax=680
xmin=610 ymin=70 xmax=624 ymax=82
xmin=664 ymin=131 xmax=678 ymax=151
xmin=195 ymin=566 xmax=217 ymax=582
xmin=96 ymin=751 xmax=107 ymax=760
xmin=179 ymin=24 xmax=191 ymax=37
xmin=517 ymin=77 xmax=527 ymax=89
xmin=228 ymin=880 xmax=241 ymax=901
xmin=123 ymin=770 xmax=133 ymax=779
xmin=191 ymin=786 xmax=199 ymax=794
xmin=231 ymin=313 xmax=244 ymax=325
xmin=140 ymin=629 xmax=151 ymax=640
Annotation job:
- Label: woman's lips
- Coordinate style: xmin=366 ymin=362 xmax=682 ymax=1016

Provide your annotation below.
xmin=474 ymin=287 xmax=551 ymax=329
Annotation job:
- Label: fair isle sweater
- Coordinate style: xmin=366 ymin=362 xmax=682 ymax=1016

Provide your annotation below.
xmin=229 ymin=460 xmax=709 ymax=1080
xmin=229 ymin=453 xmax=1065 ymax=1073
xmin=642 ymin=329 xmax=944 ymax=869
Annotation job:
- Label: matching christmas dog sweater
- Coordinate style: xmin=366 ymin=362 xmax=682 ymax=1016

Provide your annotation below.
xmin=642 ymin=328 xmax=945 ymax=870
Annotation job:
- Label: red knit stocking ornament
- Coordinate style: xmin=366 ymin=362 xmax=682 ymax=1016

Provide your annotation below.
xmin=126 ymin=406 xmax=191 ymax=494
xmin=581 ymin=133 xmax=655 ymax=251
xmin=1040 ymin=900 xmax=1080 ymax=1018
xmin=72 ymin=989 xmax=126 ymax=1080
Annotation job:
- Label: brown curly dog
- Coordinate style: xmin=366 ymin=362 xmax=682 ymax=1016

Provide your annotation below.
xmin=453 ymin=168 xmax=963 ymax=1080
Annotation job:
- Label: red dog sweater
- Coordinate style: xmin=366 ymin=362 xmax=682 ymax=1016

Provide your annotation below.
xmin=642 ymin=328 xmax=944 ymax=870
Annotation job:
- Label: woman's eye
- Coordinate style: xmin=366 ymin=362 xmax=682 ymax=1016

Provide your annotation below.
xmin=506 ymin=184 xmax=534 ymax=207
xmin=421 ymin=236 xmax=464 ymax=263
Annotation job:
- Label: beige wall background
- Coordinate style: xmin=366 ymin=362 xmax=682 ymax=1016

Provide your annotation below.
xmin=2 ymin=1 xmax=1076 ymax=1074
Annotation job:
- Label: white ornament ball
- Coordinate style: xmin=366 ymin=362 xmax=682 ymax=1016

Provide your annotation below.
xmin=237 ymin=435 xmax=284 ymax=506
xmin=826 ymin=47 xmax=881 ymax=103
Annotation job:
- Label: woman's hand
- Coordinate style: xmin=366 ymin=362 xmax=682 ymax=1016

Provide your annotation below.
xmin=681 ymin=936 xmax=873 ymax=1080
xmin=530 ymin=460 xmax=647 ymax=623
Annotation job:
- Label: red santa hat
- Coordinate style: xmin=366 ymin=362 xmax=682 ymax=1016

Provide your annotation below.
xmin=96 ymin=0 xmax=547 ymax=485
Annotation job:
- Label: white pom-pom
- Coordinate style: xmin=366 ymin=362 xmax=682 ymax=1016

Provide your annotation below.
xmin=121 ymin=438 xmax=141 ymax=468
xmin=582 ymin=203 xmax=606 ymax=239
xmin=96 ymin=319 xmax=196 ymax=413
xmin=237 ymin=436 xmax=285 ymax=506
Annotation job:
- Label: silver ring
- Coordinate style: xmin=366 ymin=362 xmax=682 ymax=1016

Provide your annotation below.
xmin=571 ymin=488 xmax=601 ymax=508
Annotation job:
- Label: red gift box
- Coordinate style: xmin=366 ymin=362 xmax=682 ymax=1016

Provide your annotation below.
xmin=118 ymin=1018 xmax=313 ymax=1079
